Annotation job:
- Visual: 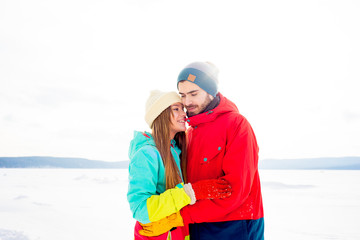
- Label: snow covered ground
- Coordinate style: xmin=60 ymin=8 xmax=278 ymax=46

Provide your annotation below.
xmin=0 ymin=169 xmax=359 ymax=240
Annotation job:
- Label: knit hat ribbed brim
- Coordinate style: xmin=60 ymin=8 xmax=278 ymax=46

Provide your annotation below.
xmin=177 ymin=61 xmax=219 ymax=97
xmin=145 ymin=90 xmax=181 ymax=128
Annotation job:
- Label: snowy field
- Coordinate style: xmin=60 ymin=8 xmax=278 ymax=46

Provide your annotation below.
xmin=0 ymin=169 xmax=359 ymax=240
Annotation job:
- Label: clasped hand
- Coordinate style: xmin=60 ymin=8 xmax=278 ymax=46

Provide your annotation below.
xmin=139 ymin=179 xmax=232 ymax=237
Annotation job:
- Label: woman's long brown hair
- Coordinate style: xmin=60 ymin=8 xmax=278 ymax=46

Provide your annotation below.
xmin=152 ymin=106 xmax=187 ymax=189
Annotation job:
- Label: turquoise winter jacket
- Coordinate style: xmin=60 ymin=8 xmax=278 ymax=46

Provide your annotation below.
xmin=127 ymin=131 xmax=191 ymax=224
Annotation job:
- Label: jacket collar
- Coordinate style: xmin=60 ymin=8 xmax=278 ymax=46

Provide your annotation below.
xmin=186 ymin=93 xmax=239 ymax=126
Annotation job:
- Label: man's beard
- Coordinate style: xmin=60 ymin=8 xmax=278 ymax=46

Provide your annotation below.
xmin=186 ymin=95 xmax=213 ymax=117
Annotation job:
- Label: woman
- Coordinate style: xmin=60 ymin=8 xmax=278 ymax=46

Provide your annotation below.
xmin=127 ymin=90 xmax=231 ymax=240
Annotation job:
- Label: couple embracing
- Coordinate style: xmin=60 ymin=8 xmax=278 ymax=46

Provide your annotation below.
xmin=127 ymin=62 xmax=264 ymax=240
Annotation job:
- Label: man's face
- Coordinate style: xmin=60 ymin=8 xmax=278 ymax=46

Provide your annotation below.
xmin=178 ymin=81 xmax=214 ymax=117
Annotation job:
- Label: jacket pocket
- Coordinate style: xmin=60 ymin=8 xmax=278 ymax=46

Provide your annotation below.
xmin=200 ymin=143 xmax=225 ymax=165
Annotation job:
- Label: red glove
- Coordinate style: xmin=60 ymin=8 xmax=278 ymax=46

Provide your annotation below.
xmin=191 ymin=179 xmax=232 ymax=200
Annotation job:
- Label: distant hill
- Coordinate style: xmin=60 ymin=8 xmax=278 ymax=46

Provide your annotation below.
xmin=0 ymin=156 xmax=129 ymax=169
xmin=1 ymin=156 xmax=359 ymax=170
xmin=259 ymin=157 xmax=360 ymax=170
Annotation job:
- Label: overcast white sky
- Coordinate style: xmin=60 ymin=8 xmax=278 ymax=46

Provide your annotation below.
xmin=1 ymin=0 xmax=359 ymax=162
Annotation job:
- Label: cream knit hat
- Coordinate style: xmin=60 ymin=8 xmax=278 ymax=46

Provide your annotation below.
xmin=145 ymin=90 xmax=181 ymax=128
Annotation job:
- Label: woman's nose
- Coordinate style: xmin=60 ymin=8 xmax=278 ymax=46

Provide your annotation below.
xmin=179 ymin=108 xmax=185 ymax=116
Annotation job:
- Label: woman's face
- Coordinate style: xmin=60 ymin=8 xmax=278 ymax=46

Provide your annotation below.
xmin=170 ymin=102 xmax=186 ymax=136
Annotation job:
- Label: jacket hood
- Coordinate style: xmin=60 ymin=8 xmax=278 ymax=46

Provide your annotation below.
xmin=128 ymin=131 xmax=156 ymax=159
xmin=186 ymin=92 xmax=239 ymax=126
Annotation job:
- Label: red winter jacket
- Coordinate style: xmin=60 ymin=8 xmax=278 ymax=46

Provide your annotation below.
xmin=181 ymin=93 xmax=264 ymax=223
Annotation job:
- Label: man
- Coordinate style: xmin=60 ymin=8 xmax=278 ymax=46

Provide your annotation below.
xmin=177 ymin=61 xmax=264 ymax=240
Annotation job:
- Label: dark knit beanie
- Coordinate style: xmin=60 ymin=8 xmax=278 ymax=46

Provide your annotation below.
xmin=177 ymin=61 xmax=219 ymax=97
